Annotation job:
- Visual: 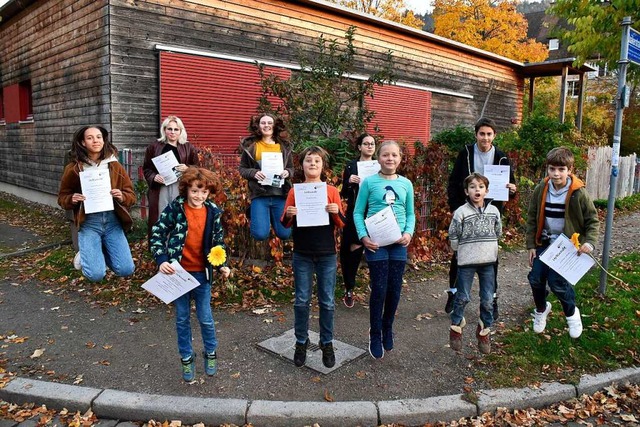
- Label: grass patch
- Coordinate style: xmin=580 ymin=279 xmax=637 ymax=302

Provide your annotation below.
xmin=484 ymin=253 xmax=640 ymax=388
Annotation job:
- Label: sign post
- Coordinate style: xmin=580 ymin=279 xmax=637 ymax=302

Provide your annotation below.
xmin=599 ymin=17 xmax=634 ymax=295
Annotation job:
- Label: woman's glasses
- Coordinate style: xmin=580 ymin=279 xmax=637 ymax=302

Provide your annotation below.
xmin=362 ymin=142 xmax=375 ymax=147
xmin=166 ymin=127 xmax=180 ymax=132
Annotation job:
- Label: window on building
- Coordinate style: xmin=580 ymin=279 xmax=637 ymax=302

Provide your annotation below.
xmin=548 ymin=39 xmax=559 ymax=51
xmin=19 ymin=80 xmax=33 ymax=121
xmin=0 ymin=89 xmax=5 ymax=122
xmin=567 ymin=80 xmax=581 ymax=98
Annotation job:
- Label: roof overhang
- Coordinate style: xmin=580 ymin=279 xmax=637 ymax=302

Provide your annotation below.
xmin=522 ymin=57 xmax=598 ymax=78
xmin=0 ymin=0 xmax=37 ymax=24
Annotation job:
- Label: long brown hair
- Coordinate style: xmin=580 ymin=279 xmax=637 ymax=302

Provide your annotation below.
xmin=69 ymin=126 xmax=118 ymax=164
xmin=248 ymin=114 xmax=289 ymax=144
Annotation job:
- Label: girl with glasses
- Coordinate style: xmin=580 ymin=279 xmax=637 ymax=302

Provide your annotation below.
xmin=143 ymin=115 xmax=200 ymax=240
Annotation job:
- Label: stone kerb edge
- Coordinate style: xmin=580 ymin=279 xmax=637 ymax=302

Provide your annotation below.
xmin=247 ymin=400 xmax=378 ymax=427
xmin=378 ymin=394 xmax=477 ymax=426
xmin=577 ymin=366 xmax=640 ymax=397
xmin=0 ymin=377 xmax=101 ymax=413
xmin=476 ymin=382 xmax=576 ymax=414
xmin=92 ymin=389 xmax=247 ymax=426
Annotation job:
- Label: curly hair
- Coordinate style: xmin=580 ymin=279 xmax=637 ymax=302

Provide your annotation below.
xmin=178 ymin=167 xmax=220 ymax=198
xmin=248 ymin=114 xmax=289 ymax=144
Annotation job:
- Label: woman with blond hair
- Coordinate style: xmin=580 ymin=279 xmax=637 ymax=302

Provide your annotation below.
xmin=143 ymin=115 xmax=199 ymax=239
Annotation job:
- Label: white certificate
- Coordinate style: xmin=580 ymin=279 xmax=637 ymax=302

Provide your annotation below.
xmin=142 ymin=261 xmax=202 ymax=304
xmin=357 ymin=160 xmax=381 ymax=180
xmin=364 ymin=205 xmax=402 ymax=247
xmin=539 ymin=234 xmax=595 ymax=286
xmin=151 ymin=151 xmax=180 ymax=186
xmin=79 ymin=168 xmax=114 ymax=214
xmin=483 ymin=165 xmax=510 ymax=202
xmin=260 ymin=152 xmax=284 ymax=187
xmin=293 ymin=182 xmax=329 ymax=227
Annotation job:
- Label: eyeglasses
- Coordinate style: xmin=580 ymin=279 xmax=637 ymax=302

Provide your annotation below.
xmin=362 ymin=142 xmax=375 ymax=147
xmin=166 ymin=127 xmax=180 ymax=132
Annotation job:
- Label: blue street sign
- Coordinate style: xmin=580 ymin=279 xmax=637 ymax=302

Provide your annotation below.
xmin=630 ymin=27 xmax=640 ymax=67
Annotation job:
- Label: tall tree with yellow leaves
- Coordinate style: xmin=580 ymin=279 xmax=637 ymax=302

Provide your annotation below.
xmin=330 ymin=0 xmax=424 ymax=29
xmin=433 ymin=0 xmax=548 ymax=63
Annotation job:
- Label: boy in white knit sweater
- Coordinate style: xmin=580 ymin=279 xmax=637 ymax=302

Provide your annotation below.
xmin=448 ymin=173 xmax=502 ymax=354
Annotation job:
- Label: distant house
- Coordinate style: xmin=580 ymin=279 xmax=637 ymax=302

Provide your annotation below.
xmin=524 ymin=10 xmax=599 ymax=127
xmin=1 ymin=0 xmax=539 ymax=206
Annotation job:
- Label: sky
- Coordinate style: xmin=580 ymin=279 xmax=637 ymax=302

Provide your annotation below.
xmin=404 ymin=0 xmax=431 ymax=15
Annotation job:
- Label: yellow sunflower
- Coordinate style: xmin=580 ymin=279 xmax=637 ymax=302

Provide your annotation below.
xmin=570 ymin=233 xmax=581 ymax=250
xmin=207 ymin=245 xmax=226 ymax=266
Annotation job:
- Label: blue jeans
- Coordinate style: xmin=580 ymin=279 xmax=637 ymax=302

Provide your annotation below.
xmin=529 ymin=247 xmax=576 ymax=316
xmin=250 ymin=196 xmax=291 ymax=241
xmin=451 ymin=264 xmax=495 ymax=328
xmin=173 ymin=271 xmax=217 ymax=359
xmin=365 ymin=244 xmax=407 ymax=336
xmin=78 ymin=211 xmax=135 ymax=282
xmin=292 ymin=253 xmax=337 ymax=345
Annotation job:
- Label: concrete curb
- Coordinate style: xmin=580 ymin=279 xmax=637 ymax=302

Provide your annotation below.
xmin=1 ymin=367 xmax=639 ymax=426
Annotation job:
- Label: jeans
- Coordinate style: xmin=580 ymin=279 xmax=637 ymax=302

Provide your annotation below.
xmin=173 ymin=271 xmax=217 ymax=359
xmin=529 ymin=247 xmax=576 ymax=316
xmin=365 ymin=244 xmax=407 ymax=336
xmin=78 ymin=211 xmax=135 ymax=282
xmin=450 ymin=264 xmax=495 ymax=328
xmin=250 ymin=196 xmax=291 ymax=241
xmin=292 ymin=253 xmax=337 ymax=345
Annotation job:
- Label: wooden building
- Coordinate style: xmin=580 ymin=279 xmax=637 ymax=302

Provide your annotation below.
xmin=0 ymin=0 xmax=528 ymax=205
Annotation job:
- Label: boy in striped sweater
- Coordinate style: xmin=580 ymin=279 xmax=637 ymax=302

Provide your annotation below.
xmin=526 ymin=147 xmax=599 ymax=339
xmin=448 ymin=172 xmax=502 ymax=354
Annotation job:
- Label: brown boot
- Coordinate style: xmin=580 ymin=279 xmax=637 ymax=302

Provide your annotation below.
xmin=449 ymin=317 xmax=466 ymax=351
xmin=476 ymin=320 xmax=491 ymax=354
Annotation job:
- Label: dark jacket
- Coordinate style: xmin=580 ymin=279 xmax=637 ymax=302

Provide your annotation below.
xmin=58 ymin=160 xmax=136 ymax=232
xmin=340 ymin=158 xmax=361 ymax=244
xmin=149 ymin=196 xmax=227 ymax=285
xmin=447 ymin=143 xmax=516 ymax=213
xmin=238 ymin=136 xmax=294 ymax=200
xmin=142 ymin=140 xmax=200 ymax=236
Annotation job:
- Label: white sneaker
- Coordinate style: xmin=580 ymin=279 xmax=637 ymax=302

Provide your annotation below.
xmin=533 ymin=301 xmax=552 ymax=333
xmin=73 ymin=252 xmax=82 ymax=270
xmin=566 ymin=307 xmax=583 ymax=339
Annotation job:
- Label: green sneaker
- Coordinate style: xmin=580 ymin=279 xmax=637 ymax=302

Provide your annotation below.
xmin=181 ymin=355 xmax=195 ymax=382
xmin=204 ymin=351 xmax=218 ymax=376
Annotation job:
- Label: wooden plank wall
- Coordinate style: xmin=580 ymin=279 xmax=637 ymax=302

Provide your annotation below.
xmin=0 ymin=0 xmax=110 ymax=195
xmin=108 ymin=0 xmax=524 ymax=156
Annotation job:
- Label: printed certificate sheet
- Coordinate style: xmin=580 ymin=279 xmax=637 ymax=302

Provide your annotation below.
xmin=365 ymin=205 xmax=402 ymax=247
xmin=79 ymin=168 xmax=114 ymax=214
xmin=142 ymin=261 xmax=201 ymax=304
xmin=357 ymin=160 xmax=381 ymax=180
xmin=483 ymin=165 xmax=510 ymax=202
xmin=151 ymin=151 xmax=180 ymax=186
xmin=293 ymin=182 xmax=329 ymax=227
xmin=539 ymin=234 xmax=595 ymax=286
xmin=260 ymin=152 xmax=284 ymax=187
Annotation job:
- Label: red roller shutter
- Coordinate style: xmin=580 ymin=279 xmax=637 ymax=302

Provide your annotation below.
xmin=366 ymin=85 xmax=431 ymax=154
xmin=160 ymin=51 xmax=291 ymax=155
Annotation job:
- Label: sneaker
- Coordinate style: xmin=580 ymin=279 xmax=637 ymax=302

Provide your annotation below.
xmin=449 ymin=317 xmax=466 ymax=351
xmin=293 ymin=339 xmax=309 ymax=367
xmin=319 ymin=342 xmax=335 ymax=368
xmin=566 ymin=307 xmax=583 ymax=339
xmin=73 ymin=252 xmax=82 ymax=270
xmin=492 ymin=296 xmax=499 ymax=321
xmin=368 ymin=329 xmax=384 ymax=359
xmin=382 ymin=328 xmax=394 ymax=351
xmin=343 ymin=291 xmax=354 ymax=308
xmin=204 ymin=351 xmax=217 ymax=376
xmin=444 ymin=290 xmax=456 ymax=314
xmin=476 ymin=321 xmax=491 ymax=354
xmin=533 ymin=301 xmax=552 ymax=333
xmin=181 ymin=355 xmax=195 ymax=382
